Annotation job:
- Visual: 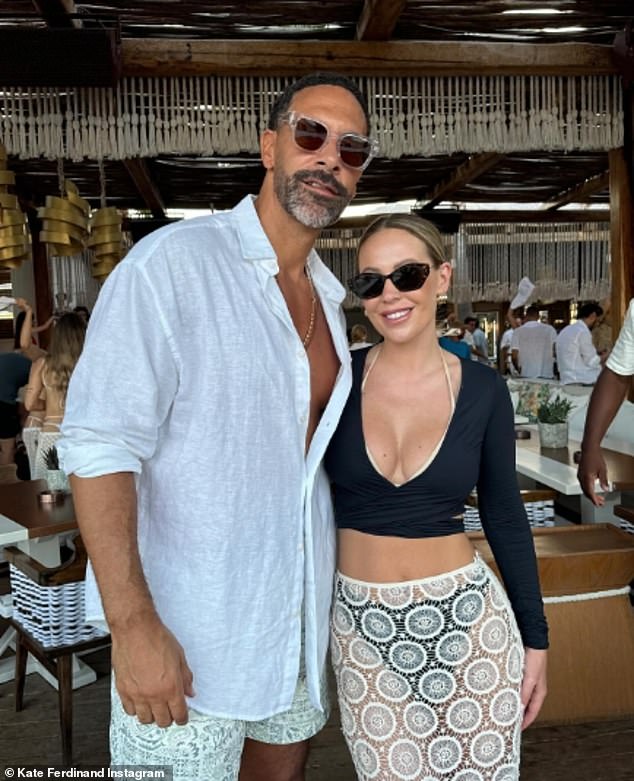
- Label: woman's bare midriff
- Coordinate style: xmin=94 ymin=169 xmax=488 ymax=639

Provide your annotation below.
xmin=338 ymin=528 xmax=476 ymax=583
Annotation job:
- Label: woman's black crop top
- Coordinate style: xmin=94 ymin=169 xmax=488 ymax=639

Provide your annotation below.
xmin=324 ymin=347 xmax=549 ymax=649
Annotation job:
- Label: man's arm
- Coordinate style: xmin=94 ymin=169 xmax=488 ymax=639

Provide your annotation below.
xmin=71 ymin=472 xmax=194 ymax=726
xmin=577 ymin=368 xmax=631 ymax=505
xmin=511 ymin=348 xmax=521 ymax=373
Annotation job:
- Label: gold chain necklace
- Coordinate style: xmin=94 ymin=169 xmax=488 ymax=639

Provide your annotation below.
xmin=302 ymin=265 xmax=317 ymax=349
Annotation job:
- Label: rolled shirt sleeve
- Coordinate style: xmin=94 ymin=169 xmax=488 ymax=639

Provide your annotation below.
xmin=58 ymin=249 xmax=180 ymax=478
xmin=606 ymin=299 xmax=634 ymax=377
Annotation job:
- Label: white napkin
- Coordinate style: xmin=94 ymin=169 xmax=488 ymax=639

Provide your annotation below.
xmin=510 ymin=277 xmax=535 ymax=310
xmin=0 ymin=296 xmax=16 ymax=311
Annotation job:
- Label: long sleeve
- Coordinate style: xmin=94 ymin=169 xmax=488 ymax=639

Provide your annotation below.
xmin=476 ymin=375 xmax=549 ymax=649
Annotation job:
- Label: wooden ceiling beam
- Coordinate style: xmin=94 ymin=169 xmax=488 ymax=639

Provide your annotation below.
xmin=356 ymin=0 xmax=407 ymax=41
xmin=122 ymin=158 xmax=166 ymax=219
xmin=335 ymin=210 xmax=610 ymax=229
xmin=121 ymin=40 xmax=617 ymax=77
xmin=544 ymin=171 xmax=610 ymax=211
xmin=32 ymin=0 xmax=79 ymax=28
xmin=420 ymin=153 xmax=505 ymax=209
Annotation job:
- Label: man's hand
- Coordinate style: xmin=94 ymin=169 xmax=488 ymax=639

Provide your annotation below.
xmin=521 ymin=647 xmax=548 ymax=730
xmin=577 ymin=448 xmax=608 ymax=506
xmin=112 ymin=612 xmax=195 ymax=728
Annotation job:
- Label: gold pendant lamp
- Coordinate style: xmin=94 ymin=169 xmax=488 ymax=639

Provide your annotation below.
xmin=38 ymin=168 xmax=90 ymax=257
xmin=0 ymin=144 xmax=31 ymax=270
xmin=88 ymin=160 xmax=123 ymax=280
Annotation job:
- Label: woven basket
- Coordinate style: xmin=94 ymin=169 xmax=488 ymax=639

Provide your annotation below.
xmin=10 ymin=565 xmax=107 ymax=648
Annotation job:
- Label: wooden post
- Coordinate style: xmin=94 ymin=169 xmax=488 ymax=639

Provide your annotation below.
xmin=25 ymin=207 xmax=53 ymax=351
xmin=608 ymin=147 xmax=633 ymax=337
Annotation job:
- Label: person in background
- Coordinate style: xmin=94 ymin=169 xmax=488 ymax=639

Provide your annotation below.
xmin=24 ymin=312 xmax=86 ymax=480
xmin=325 ymin=214 xmax=547 ymax=780
xmin=14 ymin=298 xmax=52 ymax=361
xmin=555 ymin=302 xmax=605 ymax=385
xmin=349 ymin=323 xmax=374 ymax=350
xmin=58 ymin=73 xmax=376 ymax=781
xmin=0 ymin=349 xmax=31 ymax=471
xmin=499 ymin=310 xmax=523 ymax=375
xmin=511 ymin=305 xmax=556 ymax=379
xmin=464 ymin=315 xmax=489 ymax=364
xmin=438 ymin=323 xmax=471 ymax=360
xmin=73 ymin=305 xmax=91 ymax=324
xmin=578 ymin=298 xmax=634 ymax=505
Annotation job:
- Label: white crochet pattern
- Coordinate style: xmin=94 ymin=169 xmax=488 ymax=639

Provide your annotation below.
xmin=331 ymin=559 xmax=525 ymax=780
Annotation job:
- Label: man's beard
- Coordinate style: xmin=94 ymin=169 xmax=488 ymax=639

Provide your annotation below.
xmin=275 ymin=168 xmax=352 ymax=229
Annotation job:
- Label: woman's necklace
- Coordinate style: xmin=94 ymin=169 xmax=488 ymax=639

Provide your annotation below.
xmin=302 ymin=265 xmax=317 ymax=349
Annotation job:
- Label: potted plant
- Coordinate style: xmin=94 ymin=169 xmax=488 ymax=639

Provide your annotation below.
xmin=536 ymin=394 xmax=574 ymax=448
xmin=43 ymin=445 xmax=70 ymax=493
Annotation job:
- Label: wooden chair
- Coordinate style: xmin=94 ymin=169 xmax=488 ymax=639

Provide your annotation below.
xmin=464 ymin=488 xmax=558 ymax=531
xmin=614 ymin=504 xmax=634 ymax=535
xmin=4 ymin=536 xmax=110 ymax=765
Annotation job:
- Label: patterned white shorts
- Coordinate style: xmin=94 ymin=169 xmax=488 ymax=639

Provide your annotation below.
xmin=331 ymin=556 xmax=525 ymax=781
xmin=110 ymin=638 xmax=329 ymax=781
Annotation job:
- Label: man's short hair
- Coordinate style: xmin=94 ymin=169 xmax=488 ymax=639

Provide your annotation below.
xmin=578 ymin=302 xmax=603 ymax=320
xmin=525 ymin=305 xmax=540 ymax=318
xmin=464 ymin=316 xmax=478 ymax=326
xmin=267 ymin=73 xmax=370 ymax=132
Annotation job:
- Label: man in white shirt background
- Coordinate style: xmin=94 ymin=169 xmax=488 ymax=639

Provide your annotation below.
xmin=555 ymin=302 xmax=605 ymax=385
xmin=499 ymin=310 xmax=523 ymax=375
xmin=511 ymin=305 xmax=557 ymax=378
xmin=578 ymin=298 xmax=634 ymax=505
xmin=58 ymin=73 xmax=376 ymax=781
xmin=464 ymin=315 xmax=489 ymax=363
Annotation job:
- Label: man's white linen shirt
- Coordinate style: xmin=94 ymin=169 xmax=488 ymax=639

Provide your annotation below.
xmin=511 ymin=320 xmax=556 ymax=378
xmin=471 ymin=327 xmax=489 ymax=363
xmin=556 ymin=319 xmax=601 ymax=385
xmin=607 ymin=299 xmax=634 ymax=376
xmin=58 ymin=196 xmax=352 ymax=720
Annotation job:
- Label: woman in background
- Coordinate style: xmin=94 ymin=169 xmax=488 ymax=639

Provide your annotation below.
xmin=24 ymin=312 xmax=86 ymax=479
xmin=325 ymin=214 xmax=547 ymax=780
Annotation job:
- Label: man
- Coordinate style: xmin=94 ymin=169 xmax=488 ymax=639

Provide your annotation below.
xmin=438 ymin=323 xmax=471 ymax=360
xmin=464 ymin=315 xmax=488 ymax=363
xmin=578 ymin=298 xmax=634 ymax=505
xmin=58 ymin=73 xmax=376 ymax=780
xmin=555 ymin=302 xmax=605 ymax=385
xmin=511 ymin=305 xmax=557 ymax=378
xmin=499 ymin=310 xmax=523 ymax=375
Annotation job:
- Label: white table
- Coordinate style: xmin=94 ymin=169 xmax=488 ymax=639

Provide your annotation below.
xmin=515 ymin=425 xmax=634 ymax=523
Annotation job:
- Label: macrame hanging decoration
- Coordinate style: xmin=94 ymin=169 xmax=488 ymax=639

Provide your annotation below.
xmin=38 ymin=162 xmax=90 ymax=257
xmin=0 ymin=144 xmax=30 ymax=270
xmin=0 ymin=75 xmax=623 ymax=161
xmin=87 ymin=159 xmax=123 ymax=280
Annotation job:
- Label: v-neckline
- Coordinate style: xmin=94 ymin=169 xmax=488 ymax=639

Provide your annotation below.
xmin=360 ymin=346 xmax=461 ymax=488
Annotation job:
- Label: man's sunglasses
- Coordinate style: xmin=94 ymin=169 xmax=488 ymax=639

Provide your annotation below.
xmin=348 ymin=262 xmax=431 ymax=299
xmin=281 ymin=111 xmax=378 ymax=171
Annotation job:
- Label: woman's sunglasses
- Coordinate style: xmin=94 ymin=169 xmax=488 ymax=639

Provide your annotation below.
xmin=281 ymin=112 xmax=379 ymax=171
xmin=348 ymin=262 xmax=431 ymax=299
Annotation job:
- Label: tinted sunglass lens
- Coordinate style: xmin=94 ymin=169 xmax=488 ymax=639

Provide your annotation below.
xmin=392 ymin=264 xmax=429 ymax=291
xmin=294 ymin=117 xmax=328 ymax=152
xmin=339 ymin=135 xmax=372 ymax=169
xmin=349 ymin=274 xmax=384 ymax=299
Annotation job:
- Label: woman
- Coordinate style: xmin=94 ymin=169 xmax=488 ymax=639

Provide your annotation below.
xmin=24 ymin=311 xmax=86 ymax=480
xmin=325 ymin=214 xmax=548 ymax=780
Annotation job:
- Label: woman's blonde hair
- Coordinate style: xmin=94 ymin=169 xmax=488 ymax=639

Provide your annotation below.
xmin=358 ymin=214 xmax=447 ymax=268
xmin=42 ymin=312 xmax=86 ymax=401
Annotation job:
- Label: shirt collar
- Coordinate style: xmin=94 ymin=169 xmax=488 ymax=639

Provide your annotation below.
xmin=231 ymin=194 xmax=346 ymax=305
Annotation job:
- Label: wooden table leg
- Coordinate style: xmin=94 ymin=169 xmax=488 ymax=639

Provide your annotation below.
xmin=14 ymin=636 xmax=27 ymax=712
xmin=57 ymin=654 xmax=73 ymax=765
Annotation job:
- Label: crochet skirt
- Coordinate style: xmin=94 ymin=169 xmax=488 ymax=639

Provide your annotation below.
xmin=331 ymin=555 xmax=525 ymax=781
